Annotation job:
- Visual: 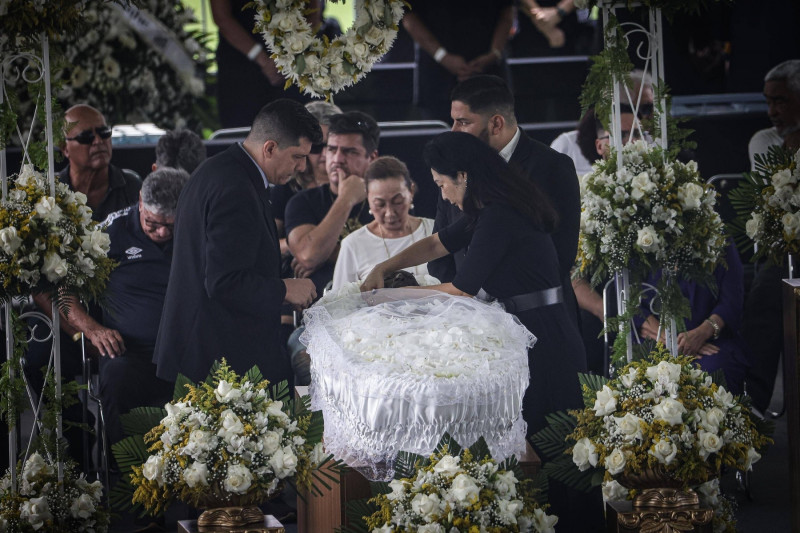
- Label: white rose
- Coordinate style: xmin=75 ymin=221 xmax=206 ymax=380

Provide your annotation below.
xmin=652 ymin=397 xmax=686 ymax=426
xmin=69 ymin=493 xmax=96 ymax=519
xmin=352 ymin=41 xmax=369 ymax=60
xmin=605 ymin=448 xmax=627 ymax=475
xmin=0 ymin=227 xmax=22 ymax=255
xmin=449 ymin=473 xmax=480 ymax=505
xmin=410 ymin=492 xmax=440 ymax=520
xmin=493 ymin=470 xmax=518 ymax=498
xmin=184 ymin=462 xmax=209 ymax=488
xmin=266 ymin=400 xmax=288 ymax=420
xmin=20 ymin=496 xmax=51 ymax=530
xmin=261 ymin=431 xmax=282 ymax=455
xmin=783 ymin=212 xmax=800 ymax=237
xmin=743 ymin=447 xmax=761 ymax=471
xmin=141 ymin=455 xmax=163 ymax=485
xmin=214 ymin=380 xmax=241 ymax=403
xmin=615 ymin=413 xmax=644 ymax=441
xmin=313 ymin=76 xmax=332 ymax=92
xmin=697 ymin=429 xmax=723 ymax=460
xmin=386 ymin=479 xmax=406 ymax=501
xmin=532 ymin=507 xmax=559 ymax=533
xmin=364 ymin=26 xmax=385 ymax=46
xmin=284 ymin=33 xmax=309 ymax=55
xmin=677 ymin=182 xmax=704 ymax=210
xmin=745 ymin=213 xmax=763 ymax=239
xmin=102 ymin=56 xmax=121 ymax=79
xmin=571 ymin=437 xmax=598 ymax=471
xmin=81 ymin=229 xmax=111 ymax=256
xmin=22 ymin=453 xmax=53 ymax=482
xmin=636 ymin=225 xmax=661 ymax=252
xmin=34 ymin=196 xmax=62 ymax=223
xmin=772 ymin=168 xmax=794 ymax=188
xmin=593 ymin=385 xmax=618 ymax=416
xmin=218 ymin=409 xmax=244 ymax=437
xmin=645 ymin=361 xmax=682 ymax=385
xmin=649 ymin=439 xmax=678 ymax=465
xmin=41 ymin=252 xmax=69 ymax=283
xmin=224 ymin=464 xmax=253 ymax=494
xmin=496 ymin=498 xmax=524 ymax=524
xmin=700 ymin=407 xmax=726 ymax=432
xmin=432 ymin=454 xmax=462 ymax=477
xmin=630 ymin=172 xmax=653 ymax=201
xmin=602 ymin=480 xmax=629 ymax=502
xmin=309 ymin=442 xmax=326 ymax=466
xmin=269 ymin=446 xmax=298 ymax=479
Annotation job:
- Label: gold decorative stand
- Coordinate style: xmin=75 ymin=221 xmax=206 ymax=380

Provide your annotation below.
xmin=177 ymin=514 xmax=284 ymax=533
xmin=606 ymin=487 xmax=713 ymax=533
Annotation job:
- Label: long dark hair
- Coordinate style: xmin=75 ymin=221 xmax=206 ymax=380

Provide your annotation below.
xmin=423 ymin=132 xmax=558 ymax=232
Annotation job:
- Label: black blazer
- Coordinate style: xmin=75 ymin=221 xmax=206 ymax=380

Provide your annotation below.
xmin=153 ymin=144 xmax=290 ymax=384
xmin=427 ymin=129 xmax=582 ymax=325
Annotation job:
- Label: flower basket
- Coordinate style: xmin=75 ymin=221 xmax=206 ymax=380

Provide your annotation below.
xmin=364 ymin=434 xmax=557 ymax=533
xmin=0 ymin=165 xmax=115 ymax=305
xmin=0 ymin=453 xmax=110 ymax=532
xmin=576 ymin=141 xmax=726 ymax=328
xmin=567 ymin=346 xmax=771 ymax=531
xmin=731 ymin=145 xmax=800 ymax=267
xmin=129 ymin=360 xmax=322 ymax=519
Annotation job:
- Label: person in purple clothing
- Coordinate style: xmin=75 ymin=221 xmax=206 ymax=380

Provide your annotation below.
xmin=636 ymin=240 xmax=750 ymax=395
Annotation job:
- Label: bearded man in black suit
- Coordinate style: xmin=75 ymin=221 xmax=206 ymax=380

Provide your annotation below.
xmin=429 ymin=75 xmax=581 ymax=329
xmin=153 ymin=99 xmax=321 ymax=385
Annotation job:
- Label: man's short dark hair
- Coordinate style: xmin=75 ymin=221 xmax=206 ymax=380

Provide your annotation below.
xmin=155 ymin=129 xmax=207 ymax=174
xmin=450 ymin=75 xmax=516 ymax=123
xmin=248 ymin=99 xmax=323 ymax=147
xmin=327 ymin=111 xmax=380 ymax=154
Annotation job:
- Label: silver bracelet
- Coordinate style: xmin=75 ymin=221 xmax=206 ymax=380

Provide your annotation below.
xmin=704 ymin=318 xmax=720 ymax=340
xmin=433 ymin=47 xmax=447 ymax=63
xmin=247 ymin=43 xmax=263 ymax=61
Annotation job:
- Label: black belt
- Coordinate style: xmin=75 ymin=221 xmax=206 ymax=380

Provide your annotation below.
xmin=497 ymin=286 xmax=563 ymax=314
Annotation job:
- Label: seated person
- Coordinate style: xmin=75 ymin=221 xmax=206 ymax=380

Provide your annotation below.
xmin=552 ymin=70 xmax=653 ymax=176
xmin=749 ymin=59 xmax=800 ymax=170
xmin=153 ymin=128 xmax=207 ymax=174
xmin=636 ymin=241 xmax=750 ymax=395
xmin=332 ymin=156 xmax=435 ymax=291
xmin=61 ymin=168 xmax=190 ymax=447
xmin=285 ymin=111 xmax=379 ymax=296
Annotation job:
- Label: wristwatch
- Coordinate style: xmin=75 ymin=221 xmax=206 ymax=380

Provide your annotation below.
xmin=704 ymin=317 xmax=720 ymax=340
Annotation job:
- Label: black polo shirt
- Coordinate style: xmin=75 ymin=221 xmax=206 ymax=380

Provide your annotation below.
xmin=58 ymin=164 xmax=142 ymax=221
xmin=101 ymin=204 xmax=172 ymax=358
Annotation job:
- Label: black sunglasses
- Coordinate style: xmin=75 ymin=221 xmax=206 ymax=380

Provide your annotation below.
xmin=66 ymin=126 xmax=113 ymax=145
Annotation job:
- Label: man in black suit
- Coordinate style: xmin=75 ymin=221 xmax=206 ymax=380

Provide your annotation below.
xmin=153 ymin=99 xmax=321 ymax=386
xmin=428 ymin=75 xmax=581 ymax=329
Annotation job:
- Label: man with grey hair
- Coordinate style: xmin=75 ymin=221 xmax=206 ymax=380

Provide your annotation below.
xmin=56 ymin=167 xmax=190 ymax=447
xmin=153 ymin=128 xmax=207 ymax=174
xmin=749 ymin=59 xmax=800 ymax=170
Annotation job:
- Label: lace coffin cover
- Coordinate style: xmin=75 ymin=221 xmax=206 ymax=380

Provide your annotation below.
xmin=302 ymin=287 xmax=535 ymax=480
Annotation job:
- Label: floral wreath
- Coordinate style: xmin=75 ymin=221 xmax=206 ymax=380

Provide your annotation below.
xmin=254 ymin=0 xmax=407 ymax=99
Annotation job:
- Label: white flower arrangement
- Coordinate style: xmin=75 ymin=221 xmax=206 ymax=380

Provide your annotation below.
xmin=0 ymin=165 xmax=115 ymax=304
xmin=0 ymin=452 xmax=109 ymax=532
xmin=567 ymin=347 xmax=770 ymax=531
xmin=254 ymin=0 xmax=406 ymax=99
xmin=131 ymin=361 xmax=317 ymax=515
xmin=366 ymin=441 xmax=557 ymax=533
xmin=736 ymin=146 xmax=800 ymax=266
xmin=577 ymin=140 xmax=726 ymax=285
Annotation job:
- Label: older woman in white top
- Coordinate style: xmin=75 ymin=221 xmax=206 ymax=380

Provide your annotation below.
xmin=332 ymin=156 xmax=435 ymax=291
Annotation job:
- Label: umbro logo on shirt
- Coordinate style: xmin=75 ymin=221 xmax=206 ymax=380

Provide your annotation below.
xmin=125 ymin=246 xmax=143 ymax=260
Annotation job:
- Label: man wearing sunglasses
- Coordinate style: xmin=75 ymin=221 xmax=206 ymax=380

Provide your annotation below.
xmin=59 ymin=104 xmax=142 ymax=222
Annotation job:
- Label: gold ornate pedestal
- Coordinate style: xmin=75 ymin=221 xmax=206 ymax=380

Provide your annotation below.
xmin=606 ymin=488 xmax=713 ymax=533
xmin=197 ymin=506 xmax=263 ymax=529
xmin=178 ymin=514 xmax=284 ymax=533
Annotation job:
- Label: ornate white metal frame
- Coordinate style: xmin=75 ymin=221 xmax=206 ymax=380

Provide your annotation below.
xmin=1 ymin=34 xmax=63 ymax=491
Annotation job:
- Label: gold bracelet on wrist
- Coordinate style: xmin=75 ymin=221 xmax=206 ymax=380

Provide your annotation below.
xmin=704 ymin=318 xmax=720 ymax=340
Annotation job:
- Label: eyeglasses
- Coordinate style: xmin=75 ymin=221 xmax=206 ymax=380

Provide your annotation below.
xmin=66 ymin=126 xmax=113 ymax=145
xmin=142 ymin=217 xmax=174 ymax=232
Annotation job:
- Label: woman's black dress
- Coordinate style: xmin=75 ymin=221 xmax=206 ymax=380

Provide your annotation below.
xmin=438 ymin=203 xmax=587 ymax=435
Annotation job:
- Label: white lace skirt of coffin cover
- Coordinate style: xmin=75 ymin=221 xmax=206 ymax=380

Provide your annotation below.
xmin=301 ymin=288 xmax=535 ymax=481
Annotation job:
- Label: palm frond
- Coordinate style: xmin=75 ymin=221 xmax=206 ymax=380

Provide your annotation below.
xmin=578 ymin=373 xmax=609 ymax=404
xmin=120 ymin=406 xmax=166 ymax=437
xmin=245 ymin=365 xmax=263 ymax=384
xmin=270 ymin=379 xmax=290 ymax=403
xmin=434 ymin=432 xmax=462 ymax=457
xmin=541 ymin=456 xmax=597 ymax=493
xmin=173 ymin=373 xmax=193 ymax=401
xmin=467 ymin=436 xmax=491 ymax=462
xmin=394 ymin=451 xmax=425 ymax=480
xmin=336 ymin=497 xmax=376 ymax=533
xmin=111 ymin=435 xmax=149 ymax=469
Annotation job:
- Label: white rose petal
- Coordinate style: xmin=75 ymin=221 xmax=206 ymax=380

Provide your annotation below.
xmin=184 ymin=462 xmax=209 ymax=488
xmin=0 ymin=227 xmax=23 ymax=255
xmin=449 ymin=473 xmax=480 ymax=505
xmin=410 ymin=492 xmax=441 ymax=520
xmin=651 ymin=397 xmax=686 ymax=426
xmin=602 ymin=479 xmax=629 ymax=502
xmin=269 ymin=446 xmax=299 ymax=479
xmin=41 ymin=252 xmax=69 ymax=283
xmin=649 ymin=439 xmax=678 ymax=465
xmin=636 ymin=225 xmax=661 ymax=252
xmin=593 ymin=385 xmax=618 ymax=416
xmin=605 ymin=448 xmax=627 ymax=475
xmin=572 ymin=437 xmax=598 ymax=471
xmin=69 ymin=493 xmax=96 ymax=519
xmin=432 ymin=455 xmax=462 ymax=477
